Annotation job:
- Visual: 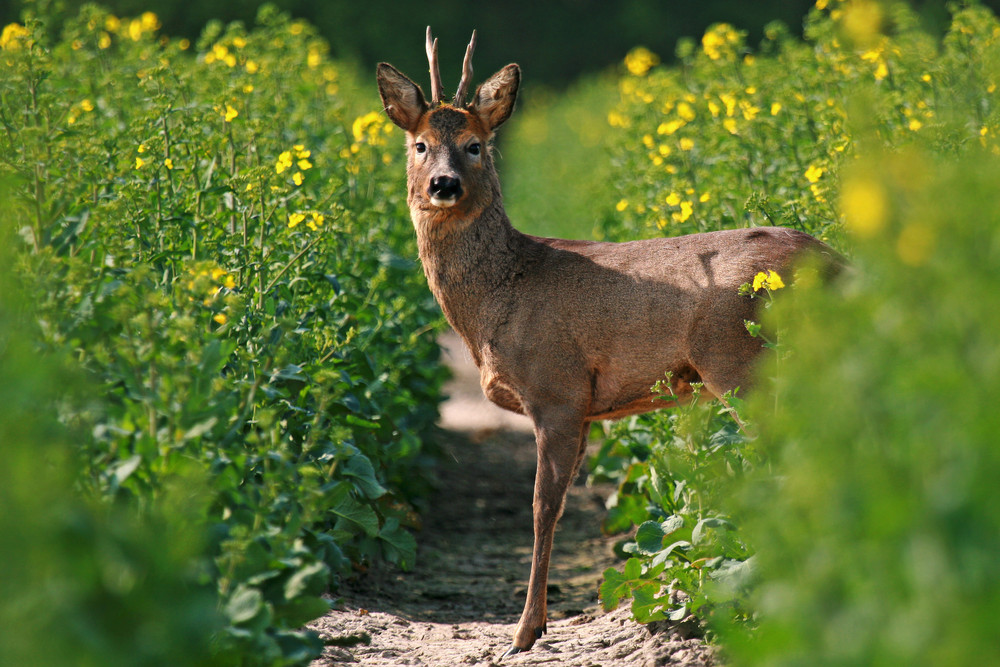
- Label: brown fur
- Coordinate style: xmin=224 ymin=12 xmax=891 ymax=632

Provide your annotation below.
xmin=377 ymin=42 xmax=841 ymax=656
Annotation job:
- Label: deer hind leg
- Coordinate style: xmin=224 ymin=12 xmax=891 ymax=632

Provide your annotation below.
xmin=504 ymin=408 xmax=588 ymax=657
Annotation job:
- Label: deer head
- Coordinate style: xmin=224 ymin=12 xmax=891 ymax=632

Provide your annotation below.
xmin=377 ymin=28 xmax=520 ymax=226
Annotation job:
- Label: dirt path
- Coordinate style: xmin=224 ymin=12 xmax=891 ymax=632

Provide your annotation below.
xmin=308 ymin=332 xmax=715 ymax=666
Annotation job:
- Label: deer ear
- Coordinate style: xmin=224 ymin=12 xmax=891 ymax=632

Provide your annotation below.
xmin=377 ymin=63 xmax=428 ymax=132
xmin=471 ymin=64 xmax=520 ymax=132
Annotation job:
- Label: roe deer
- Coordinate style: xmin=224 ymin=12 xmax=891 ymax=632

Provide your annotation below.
xmin=377 ymin=28 xmax=842 ymax=657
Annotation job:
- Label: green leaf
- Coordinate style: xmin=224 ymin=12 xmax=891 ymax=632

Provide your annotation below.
xmin=226 ymin=585 xmax=264 ymax=624
xmin=111 ymin=455 xmax=142 ymax=485
xmin=181 ymin=417 xmax=218 ymax=441
xmin=623 ymin=556 xmax=642 ymax=580
xmin=692 ymin=517 xmax=734 ymax=545
xmin=631 ymin=581 xmax=670 ymax=623
xmin=284 ymin=561 xmax=329 ymax=601
xmin=599 ymin=566 xmax=631 ymax=611
xmin=378 ymin=517 xmax=416 ymax=570
xmin=634 ymin=520 xmax=667 ymax=555
xmin=342 ymin=454 xmax=387 ymax=499
xmin=275 ymin=596 xmax=331 ymax=627
xmin=328 ymin=483 xmax=378 ymax=537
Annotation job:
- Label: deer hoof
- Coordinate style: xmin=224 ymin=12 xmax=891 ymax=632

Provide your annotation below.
xmin=501 ymin=645 xmax=523 ymax=659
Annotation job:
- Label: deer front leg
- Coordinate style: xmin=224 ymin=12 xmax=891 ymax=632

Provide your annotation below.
xmin=504 ymin=410 xmax=588 ymax=657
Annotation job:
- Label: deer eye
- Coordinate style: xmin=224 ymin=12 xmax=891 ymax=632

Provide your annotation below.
xmin=414 ymin=142 xmax=427 ymax=154
xmin=467 ymin=142 xmax=481 ymax=156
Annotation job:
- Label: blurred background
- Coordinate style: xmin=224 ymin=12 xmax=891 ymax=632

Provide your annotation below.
xmin=1 ymin=0 xmax=980 ymax=87
xmin=5 ymin=0 xmax=991 ymax=239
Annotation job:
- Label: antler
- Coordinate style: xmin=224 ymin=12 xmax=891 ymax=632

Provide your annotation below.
xmin=425 ymin=26 xmax=443 ymax=105
xmin=453 ymin=30 xmax=477 ymax=107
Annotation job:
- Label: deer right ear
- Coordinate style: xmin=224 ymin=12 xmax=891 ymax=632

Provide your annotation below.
xmin=377 ymin=63 xmax=428 ymax=132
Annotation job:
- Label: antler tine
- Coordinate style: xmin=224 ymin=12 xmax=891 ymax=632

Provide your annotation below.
xmin=453 ymin=29 xmax=478 ymax=107
xmin=425 ymin=26 xmax=443 ymax=105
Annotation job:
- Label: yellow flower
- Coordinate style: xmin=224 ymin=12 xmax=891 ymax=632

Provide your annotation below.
xmin=275 ymin=151 xmax=293 ymax=174
xmin=676 ymin=102 xmax=695 ymax=121
xmin=723 ymin=118 xmax=738 ymax=134
xmin=98 ymin=32 xmax=111 ymax=49
xmin=297 ymin=158 xmax=312 ymax=170
xmin=908 ymin=118 xmax=923 ymax=132
xmin=140 ymin=12 xmax=160 ymax=32
xmin=607 ymin=111 xmax=627 ymax=128
xmin=679 ymin=138 xmax=694 ymax=151
xmin=288 ymin=212 xmax=305 ymax=228
xmin=665 ymin=192 xmax=681 ymax=206
xmin=292 ymin=172 xmax=304 ymax=186
xmin=702 ymin=30 xmax=725 ymax=61
xmin=306 ymin=212 xmax=325 ymax=231
xmin=624 ymin=46 xmax=659 ymax=76
xmin=213 ymin=313 xmax=228 ymax=325
xmin=719 ymin=93 xmax=737 ymax=117
xmin=842 ymin=0 xmax=883 ymax=47
xmin=135 ymin=156 xmax=145 ymax=169
xmin=164 ymin=158 xmax=174 ymax=170
xmin=771 ymin=102 xmax=782 ymax=115
xmin=672 ymin=201 xmax=693 ymax=223
xmin=224 ymin=275 xmax=236 ymax=290
xmin=616 ymin=199 xmax=629 ymax=212
xmin=805 ymin=164 xmax=825 ymax=183
xmin=657 ymin=119 xmax=684 ymax=135
xmin=0 ymin=23 xmax=31 ymax=51
xmin=128 ymin=19 xmax=143 ymax=42
xmin=223 ymin=104 xmax=238 ymax=122
xmin=752 ymin=270 xmax=785 ymax=292
xmin=840 ymin=177 xmax=887 ymax=238
xmin=246 ymin=60 xmax=259 ymax=74
xmin=701 ymin=24 xmax=739 ymax=61
xmin=699 ymin=192 xmax=711 ymax=203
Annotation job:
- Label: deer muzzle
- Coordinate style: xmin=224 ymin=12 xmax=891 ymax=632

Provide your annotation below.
xmin=428 ymin=175 xmax=462 ymax=208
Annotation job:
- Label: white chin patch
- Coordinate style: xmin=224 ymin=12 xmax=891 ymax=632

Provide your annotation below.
xmin=430 ymin=196 xmax=457 ymax=208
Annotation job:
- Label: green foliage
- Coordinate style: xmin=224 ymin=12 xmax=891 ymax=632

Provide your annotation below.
xmin=593 ymin=387 xmax=755 ymax=627
xmin=0 ymin=199 xmax=223 ymax=666
xmin=503 ymin=75 xmax=618 ymax=239
xmin=723 ymin=143 xmax=1000 ymax=666
xmin=592 ymin=1 xmax=1000 ymax=661
xmin=2 ymin=4 xmax=446 ymax=665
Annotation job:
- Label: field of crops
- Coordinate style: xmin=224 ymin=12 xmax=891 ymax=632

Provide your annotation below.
xmin=1 ymin=6 xmax=446 ymax=665
xmin=3 ymin=1 xmax=1000 ymax=665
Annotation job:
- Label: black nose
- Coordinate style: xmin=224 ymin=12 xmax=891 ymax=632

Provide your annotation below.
xmin=429 ymin=176 xmax=462 ymax=200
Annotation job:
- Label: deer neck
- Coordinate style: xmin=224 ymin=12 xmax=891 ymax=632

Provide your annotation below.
xmin=409 ymin=184 xmax=526 ymax=354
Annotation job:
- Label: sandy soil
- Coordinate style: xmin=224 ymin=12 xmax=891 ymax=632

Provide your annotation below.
xmin=307 ymin=331 xmax=716 ymax=666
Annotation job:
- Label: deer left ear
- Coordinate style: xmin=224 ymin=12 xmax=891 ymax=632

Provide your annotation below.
xmin=470 ymin=64 xmax=520 ymax=132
